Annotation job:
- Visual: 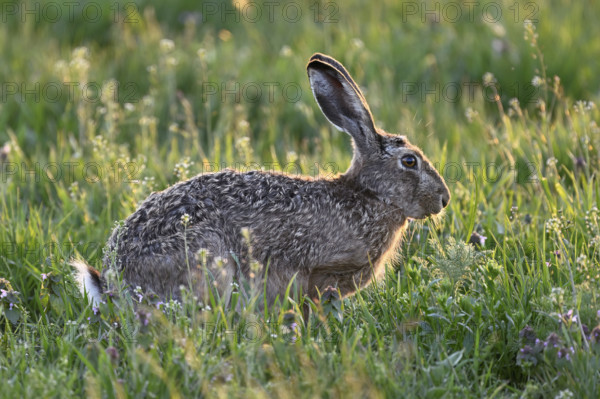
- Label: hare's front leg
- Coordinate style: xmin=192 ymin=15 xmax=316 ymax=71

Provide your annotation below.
xmin=303 ymin=265 xmax=374 ymax=320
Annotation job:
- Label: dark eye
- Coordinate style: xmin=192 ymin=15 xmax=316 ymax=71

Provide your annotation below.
xmin=401 ymin=155 xmax=417 ymax=169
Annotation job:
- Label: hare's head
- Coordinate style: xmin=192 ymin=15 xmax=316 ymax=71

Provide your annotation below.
xmin=307 ymin=53 xmax=450 ymax=219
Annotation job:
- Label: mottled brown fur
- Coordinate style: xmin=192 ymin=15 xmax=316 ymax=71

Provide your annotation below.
xmin=76 ymin=53 xmax=450 ymax=310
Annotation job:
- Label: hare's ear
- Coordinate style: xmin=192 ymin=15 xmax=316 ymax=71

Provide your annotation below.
xmin=307 ymin=53 xmax=381 ymax=155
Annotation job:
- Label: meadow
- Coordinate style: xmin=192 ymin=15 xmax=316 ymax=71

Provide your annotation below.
xmin=1 ymin=0 xmax=600 ymax=397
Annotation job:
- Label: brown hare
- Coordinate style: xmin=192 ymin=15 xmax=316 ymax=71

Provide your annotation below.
xmin=74 ymin=53 xmax=450 ymax=311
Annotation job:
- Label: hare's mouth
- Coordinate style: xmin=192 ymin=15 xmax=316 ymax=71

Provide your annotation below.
xmin=417 ymin=204 xmax=445 ymax=220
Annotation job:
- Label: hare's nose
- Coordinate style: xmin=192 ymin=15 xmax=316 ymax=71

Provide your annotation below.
xmin=441 ymin=192 xmax=450 ymax=208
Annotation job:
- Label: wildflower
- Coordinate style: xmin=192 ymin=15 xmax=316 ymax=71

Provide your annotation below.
xmin=280 ymin=45 xmax=292 ymax=57
xmin=523 ymin=20 xmax=535 ymax=31
xmin=165 ymin=56 xmax=178 ymax=67
xmin=482 ymin=72 xmax=496 ymax=86
xmin=545 ymin=217 xmax=563 ymax=234
xmin=159 ymin=39 xmax=175 ymax=53
xmin=523 ymin=20 xmax=538 ymax=45
xmin=574 ymin=100 xmax=596 ymax=112
xmin=554 ymin=390 xmax=574 ymax=399
xmin=517 ymin=345 xmax=539 ymax=366
xmin=218 ymin=29 xmax=232 ymax=42
xmin=468 ymin=232 xmax=487 ymax=247
xmin=560 ymin=309 xmax=577 ymax=324
xmin=591 ymin=326 xmax=600 ymax=343
xmin=465 ymin=107 xmax=478 ymax=123
xmin=0 ymin=289 xmax=7 ymax=298
xmin=137 ymin=309 xmax=151 ymax=326
xmin=545 ymin=332 xmax=561 ymax=348
xmin=351 ymin=38 xmax=364 ymax=49
xmin=581 ymin=324 xmax=590 ymax=336
xmin=557 ymin=347 xmax=571 ymax=361
xmin=92 ymin=306 xmax=99 ymax=315
xmin=41 ymin=273 xmax=48 ymax=281
xmin=519 ymin=325 xmax=536 ymax=345
xmin=531 ymin=76 xmax=543 ymax=87
xmin=174 ymin=157 xmax=194 ymax=180
xmin=180 ymin=213 xmax=191 ymax=226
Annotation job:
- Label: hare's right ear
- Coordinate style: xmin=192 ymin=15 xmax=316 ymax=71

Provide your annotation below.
xmin=307 ymin=53 xmax=381 ymax=156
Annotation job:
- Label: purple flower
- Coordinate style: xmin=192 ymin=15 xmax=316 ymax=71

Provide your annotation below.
xmin=554 ymin=250 xmax=561 ymax=258
xmin=92 ymin=306 xmax=99 ymax=315
xmin=546 ymin=332 xmax=561 ymax=348
xmin=9 ymin=303 xmax=13 ymax=310
xmin=41 ymin=273 xmax=48 ymax=280
xmin=591 ymin=326 xmax=600 ymax=343
xmin=156 ymin=301 xmax=164 ymax=309
xmin=469 ymin=232 xmax=487 ymax=247
xmin=519 ymin=325 xmax=536 ymax=344
xmin=0 ymin=289 xmax=7 ymax=298
xmin=558 ymin=348 xmax=568 ymax=359
xmin=561 ymin=309 xmax=577 ymax=323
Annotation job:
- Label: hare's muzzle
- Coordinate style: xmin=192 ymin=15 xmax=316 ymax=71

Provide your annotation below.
xmin=441 ymin=191 xmax=450 ymax=208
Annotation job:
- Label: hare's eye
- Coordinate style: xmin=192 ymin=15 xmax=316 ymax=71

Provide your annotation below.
xmin=401 ymin=155 xmax=417 ymax=169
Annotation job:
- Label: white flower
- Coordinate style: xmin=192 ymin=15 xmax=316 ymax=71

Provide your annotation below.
xmin=482 ymin=72 xmax=496 ymax=86
xmin=531 ymin=76 xmax=543 ymax=87
xmin=159 ymin=39 xmax=175 ymax=53
xmin=465 ymin=107 xmax=478 ymax=123
xmin=279 ymin=45 xmax=292 ymax=57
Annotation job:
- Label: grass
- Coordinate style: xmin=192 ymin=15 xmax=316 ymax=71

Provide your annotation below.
xmin=1 ymin=0 xmax=600 ymax=397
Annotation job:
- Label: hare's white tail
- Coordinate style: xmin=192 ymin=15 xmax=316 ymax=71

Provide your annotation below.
xmin=71 ymin=259 xmax=103 ymax=306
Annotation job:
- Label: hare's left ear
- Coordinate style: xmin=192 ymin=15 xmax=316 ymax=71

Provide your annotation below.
xmin=307 ymin=53 xmax=382 ymax=156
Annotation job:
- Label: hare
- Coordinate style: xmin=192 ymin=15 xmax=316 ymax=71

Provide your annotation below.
xmin=74 ymin=53 xmax=450 ymax=311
